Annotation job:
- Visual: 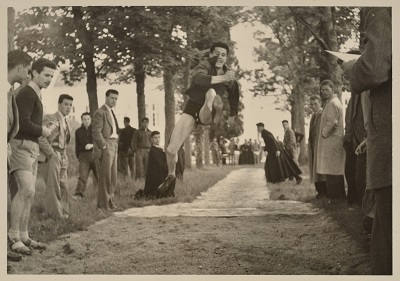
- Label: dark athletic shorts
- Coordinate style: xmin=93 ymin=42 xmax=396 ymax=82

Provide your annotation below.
xmin=183 ymin=99 xmax=204 ymax=125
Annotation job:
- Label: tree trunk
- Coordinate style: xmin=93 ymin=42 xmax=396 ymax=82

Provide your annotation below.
xmin=318 ymin=7 xmax=342 ymax=99
xmin=194 ymin=127 xmax=204 ymax=168
xmin=72 ymin=7 xmax=99 ymax=114
xmin=182 ymin=58 xmax=192 ymax=169
xmin=163 ymin=67 xmax=176 ymax=149
xmin=134 ymin=59 xmax=146 ymax=126
xmin=203 ymin=127 xmax=210 ymax=166
xmin=8 ymin=8 xmax=15 ymax=51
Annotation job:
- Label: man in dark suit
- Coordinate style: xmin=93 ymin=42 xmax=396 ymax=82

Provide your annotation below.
xmin=118 ymin=117 xmax=136 ymax=178
xmin=73 ymin=112 xmax=99 ymax=199
xmin=7 ymin=50 xmax=32 ymax=262
xmin=342 ymin=7 xmax=392 ymax=275
xmin=38 ymin=94 xmax=73 ymax=219
xmin=9 ymin=58 xmax=56 ymax=255
xmin=92 ymin=89 xmax=120 ymax=210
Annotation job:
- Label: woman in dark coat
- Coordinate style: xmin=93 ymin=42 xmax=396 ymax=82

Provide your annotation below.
xmin=256 ymin=123 xmax=302 ymax=184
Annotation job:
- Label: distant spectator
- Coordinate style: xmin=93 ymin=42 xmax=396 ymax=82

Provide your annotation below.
xmin=316 ymin=80 xmax=346 ymax=200
xmin=131 ymin=117 xmax=152 ymax=179
xmin=210 ymin=137 xmax=220 ymax=166
xmin=73 ymin=112 xmax=99 ymax=199
xmin=118 ymin=117 xmax=136 ymax=178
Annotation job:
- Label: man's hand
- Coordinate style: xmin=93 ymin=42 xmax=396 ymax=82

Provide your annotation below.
xmin=85 ymin=143 xmax=94 ymax=150
xmin=41 ymin=126 xmax=52 ymax=138
xmin=341 ymin=59 xmax=357 ymax=80
xmin=275 ymin=151 xmax=281 ymax=157
xmin=223 ymin=70 xmax=236 ymax=82
xmin=355 ymin=139 xmax=367 ymax=155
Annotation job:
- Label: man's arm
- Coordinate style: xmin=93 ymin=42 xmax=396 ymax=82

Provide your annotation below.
xmin=16 ymin=88 xmax=42 ymax=137
xmin=192 ymin=59 xmax=235 ymax=87
xmin=227 ymin=80 xmax=240 ymax=117
xmin=92 ymin=110 xmax=107 ymax=149
xmin=131 ymin=130 xmax=139 ymax=152
xmin=38 ymin=115 xmax=56 ymax=158
xmin=288 ymin=129 xmax=296 ymax=148
xmin=321 ymin=102 xmax=340 ymax=138
xmin=345 ymin=8 xmax=392 ymax=93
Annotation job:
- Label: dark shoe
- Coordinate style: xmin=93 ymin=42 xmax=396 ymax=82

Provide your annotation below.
xmin=296 ymin=176 xmax=303 ymax=185
xmin=158 ymin=175 xmax=176 ymax=196
xmin=7 ymin=251 xmax=22 ymax=262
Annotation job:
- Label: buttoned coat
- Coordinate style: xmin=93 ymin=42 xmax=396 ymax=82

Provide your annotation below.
xmin=308 ymin=109 xmax=326 ymax=183
xmin=92 ymin=105 xmax=119 ymax=160
xmin=316 ymin=95 xmax=345 ymax=175
xmin=349 ymin=7 xmax=392 ymax=190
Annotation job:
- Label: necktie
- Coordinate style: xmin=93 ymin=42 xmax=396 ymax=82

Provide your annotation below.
xmin=111 ymin=109 xmax=119 ymax=134
xmin=65 ymin=118 xmax=70 ymax=142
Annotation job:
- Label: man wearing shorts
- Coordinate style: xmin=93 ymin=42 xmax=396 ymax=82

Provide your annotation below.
xmin=159 ymin=42 xmax=240 ymax=192
xmin=8 ymin=58 xmax=57 ymax=254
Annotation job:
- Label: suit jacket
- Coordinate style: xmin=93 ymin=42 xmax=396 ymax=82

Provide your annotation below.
xmin=316 ymin=95 xmax=345 ymax=175
xmin=38 ymin=112 xmax=71 ymax=162
xmin=349 ymin=7 xmax=392 ymax=189
xmin=92 ymin=105 xmax=119 ymax=159
xmin=283 ymin=128 xmax=296 ymax=157
xmin=118 ymin=125 xmax=136 ymax=153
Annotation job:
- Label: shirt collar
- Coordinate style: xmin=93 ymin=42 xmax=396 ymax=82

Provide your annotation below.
xmin=57 ymin=111 xmax=67 ymax=121
xmin=105 ymin=104 xmax=113 ymax=112
xmin=28 ymin=81 xmax=41 ymax=98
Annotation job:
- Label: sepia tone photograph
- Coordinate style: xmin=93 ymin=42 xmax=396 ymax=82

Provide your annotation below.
xmin=5 ymin=1 xmax=395 ymax=277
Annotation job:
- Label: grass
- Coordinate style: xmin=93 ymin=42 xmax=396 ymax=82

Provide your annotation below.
xmin=267 ymin=164 xmax=369 ymax=250
xmin=26 ymin=164 xmax=241 ymax=242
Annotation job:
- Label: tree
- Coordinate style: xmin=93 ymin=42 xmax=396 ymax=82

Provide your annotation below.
xmin=250 ymin=6 xmax=358 ymax=164
xmin=14 ymin=6 xmax=114 ymax=113
xmin=8 ymin=7 xmax=15 ymax=51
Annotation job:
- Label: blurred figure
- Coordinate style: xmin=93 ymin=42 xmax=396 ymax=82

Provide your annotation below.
xmin=342 ymin=7 xmax=392 ymax=275
xmin=73 ymin=112 xmax=99 ymax=199
xmin=38 ymin=94 xmax=73 ymax=219
xmin=118 ymin=117 xmax=136 ymax=178
xmin=252 ymin=139 xmax=261 ymax=165
xmin=308 ymin=95 xmax=327 ymax=198
xmin=316 ymin=80 xmax=346 ymax=200
xmin=210 ymin=137 xmax=220 ymax=166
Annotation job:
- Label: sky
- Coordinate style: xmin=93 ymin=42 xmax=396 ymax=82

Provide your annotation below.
xmin=231 ymin=21 xmax=293 ymax=142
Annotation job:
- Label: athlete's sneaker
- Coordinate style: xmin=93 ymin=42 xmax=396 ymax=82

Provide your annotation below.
xmin=158 ymin=175 xmax=176 ymax=197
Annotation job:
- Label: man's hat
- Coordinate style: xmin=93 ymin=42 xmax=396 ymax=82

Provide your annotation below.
xmin=256 ymin=122 xmax=264 ymax=127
